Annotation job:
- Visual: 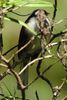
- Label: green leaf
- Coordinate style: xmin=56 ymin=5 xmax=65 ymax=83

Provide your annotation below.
xmin=0 ymin=0 xmax=53 ymax=8
xmin=4 ymin=17 xmax=39 ymax=36
xmin=65 ymin=80 xmax=67 ymax=83
xmin=19 ymin=20 xmax=38 ymax=35
xmin=23 ymin=0 xmax=53 ymax=7
xmin=25 ymin=4 xmax=52 ymax=7
xmin=62 ymin=78 xmax=67 ymax=83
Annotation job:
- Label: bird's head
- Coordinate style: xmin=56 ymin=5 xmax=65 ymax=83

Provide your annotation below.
xmin=31 ymin=9 xmax=51 ymax=38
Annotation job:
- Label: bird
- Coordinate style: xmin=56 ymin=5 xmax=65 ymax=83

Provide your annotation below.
xmin=18 ymin=9 xmax=51 ymax=86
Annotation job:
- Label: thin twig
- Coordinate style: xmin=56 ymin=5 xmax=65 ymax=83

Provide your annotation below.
xmin=51 ymin=0 xmax=57 ymax=32
xmin=0 ymin=71 xmax=8 ymax=80
xmin=3 ymin=44 xmax=18 ymax=56
xmin=7 ymin=36 xmax=34 ymax=62
xmin=36 ymin=53 xmax=53 ymax=93
xmin=35 ymin=91 xmax=40 ymax=100
xmin=0 ymin=63 xmax=8 ymax=68
xmin=2 ymin=2 xmax=28 ymax=14
xmin=50 ymin=30 xmax=67 ymax=42
xmin=52 ymin=0 xmax=57 ymax=21
xmin=19 ymin=55 xmax=52 ymax=75
xmin=0 ymin=93 xmax=22 ymax=99
xmin=10 ymin=69 xmax=26 ymax=100
xmin=52 ymin=80 xmax=65 ymax=100
xmin=11 ymin=11 xmax=31 ymax=16
xmin=1 ymin=55 xmax=25 ymax=89
xmin=10 ymin=69 xmax=25 ymax=90
xmin=0 ymin=7 xmax=3 ymax=51
xmin=26 ymin=58 xmax=60 ymax=89
xmin=62 ymin=96 xmax=67 ymax=100
xmin=0 ymin=53 xmax=26 ymax=99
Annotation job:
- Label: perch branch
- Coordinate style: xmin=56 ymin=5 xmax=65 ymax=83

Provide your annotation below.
xmin=0 ymin=54 xmax=26 ymax=99
xmin=10 ymin=69 xmax=25 ymax=90
xmin=19 ymin=55 xmax=53 ymax=75
xmin=0 ymin=55 xmax=25 ymax=90
xmin=8 ymin=36 xmax=34 ymax=62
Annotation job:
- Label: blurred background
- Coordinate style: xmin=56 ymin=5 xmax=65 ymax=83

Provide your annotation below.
xmin=0 ymin=0 xmax=67 ymax=100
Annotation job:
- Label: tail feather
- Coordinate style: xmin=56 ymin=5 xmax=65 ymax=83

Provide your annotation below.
xmin=20 ymin=57 xmax=30 ymax=86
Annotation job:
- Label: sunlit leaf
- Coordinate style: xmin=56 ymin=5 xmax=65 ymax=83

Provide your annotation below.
xmin=0 ymin=0 xmax=53 ymax=8
xmin=24 ymin=0 xmax=53 ymax=7
xmin=4 ymin=17 xmax=39 ymax=36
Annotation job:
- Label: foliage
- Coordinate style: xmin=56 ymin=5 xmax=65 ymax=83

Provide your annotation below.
xmin=0 ymin=0 xmax=67 ymax=100
xmin=0 ymin=0 xmax=52 ymax=7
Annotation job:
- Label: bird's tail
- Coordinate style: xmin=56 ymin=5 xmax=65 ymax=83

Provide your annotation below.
xmin=20 ymin=58 xmax=29 ymax=86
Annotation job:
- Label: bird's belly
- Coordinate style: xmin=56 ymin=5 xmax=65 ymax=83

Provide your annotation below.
xmin=21 ymin=36 xmax=41 ymax=61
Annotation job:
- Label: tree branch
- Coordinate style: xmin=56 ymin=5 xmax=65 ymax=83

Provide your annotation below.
xmin=52 ymin=79 xmax=66 ymax=100
xmin=35 ymin=91 xmax=40 ymax=100
xmin=19 ymin=55 xmax=52 ymax=75
xmin=51 ymin=0 xmax=57 ymax=32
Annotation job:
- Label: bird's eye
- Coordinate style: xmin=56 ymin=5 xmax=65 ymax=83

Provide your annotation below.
xmin=44 ymin=19 xmax=50 ymax=27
